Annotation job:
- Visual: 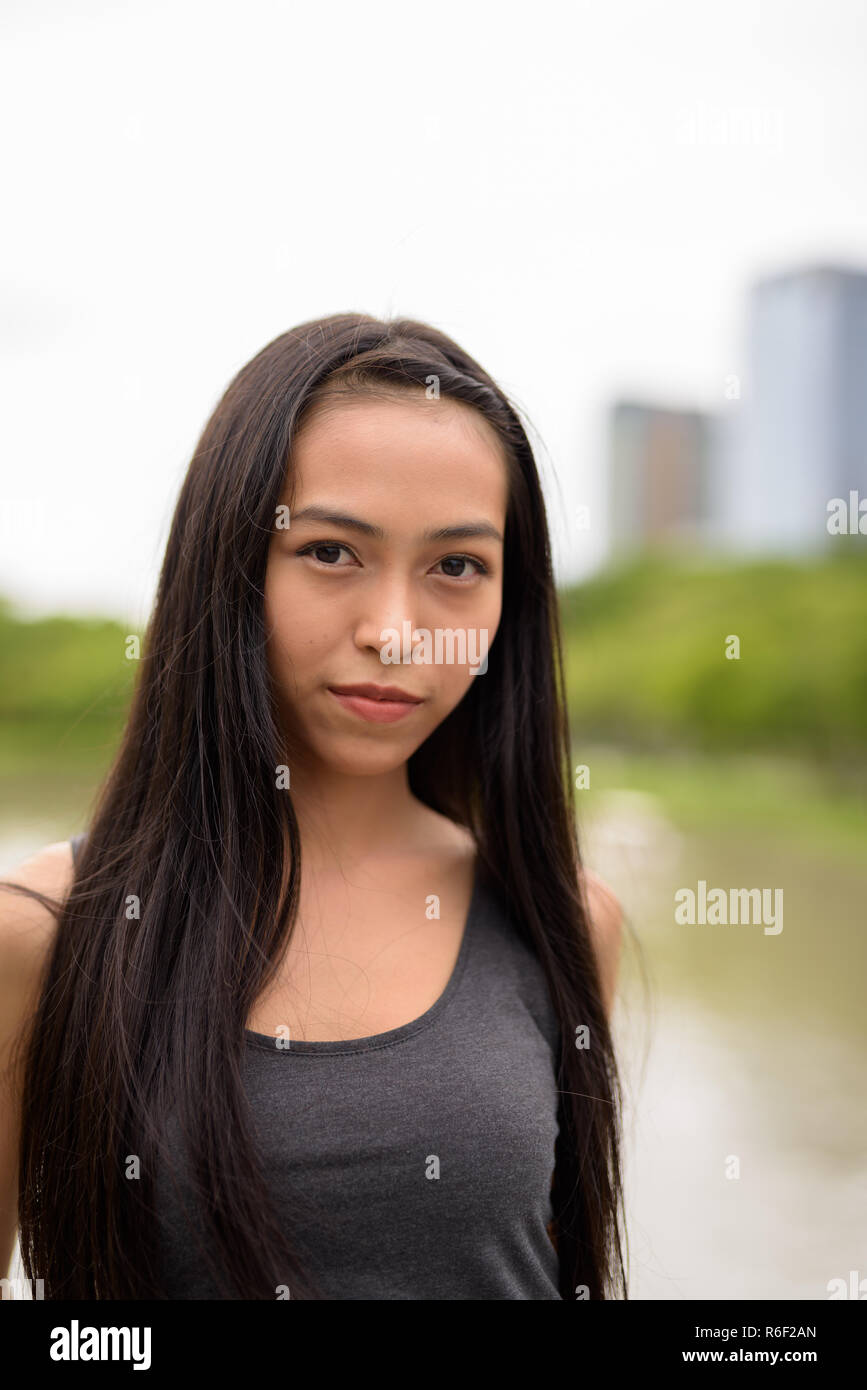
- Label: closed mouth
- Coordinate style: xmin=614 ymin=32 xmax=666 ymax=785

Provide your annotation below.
xmin=328 ymin=683 xmax=424 ymax=704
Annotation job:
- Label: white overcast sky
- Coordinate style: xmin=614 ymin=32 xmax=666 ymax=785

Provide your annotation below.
xmin=2 ymin=0 xmax=866 ymax=623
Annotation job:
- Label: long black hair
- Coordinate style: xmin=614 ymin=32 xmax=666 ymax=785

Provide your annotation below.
xmin=4 ymin=313 xmax=627 ymax=1298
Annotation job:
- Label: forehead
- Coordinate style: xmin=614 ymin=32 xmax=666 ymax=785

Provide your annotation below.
xmin=287 ymin=393 xmax=509 ymax=521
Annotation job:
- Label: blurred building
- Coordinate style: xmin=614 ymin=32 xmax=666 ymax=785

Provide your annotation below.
xmin=608 ymin=401 xmax=716 ymax=554
xmin=608 ymin=263 xmax=867 ymax=558
xmin=716 ymin=263 xmax=867 ymax=553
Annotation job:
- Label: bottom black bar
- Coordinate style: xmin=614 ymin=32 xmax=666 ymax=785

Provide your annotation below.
xmin=1 ymin=1296 xmax=862 ymax=1376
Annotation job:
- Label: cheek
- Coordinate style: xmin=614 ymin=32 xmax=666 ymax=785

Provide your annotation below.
xmin=486 ymin=587 xmax=503 ymax=638
xmin=264 ymin=578 xmax=309 ymax=684
xmin=470 ymin=585 xmax=502 ymax=657
xmin=265 ymin=562 xmax=326 ymax=651
xmin=433 ymin=590 xmax=502 ymax=697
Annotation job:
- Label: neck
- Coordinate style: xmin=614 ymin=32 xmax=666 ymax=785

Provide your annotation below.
xmin=283 ymin=754 xmax=424 ymax=872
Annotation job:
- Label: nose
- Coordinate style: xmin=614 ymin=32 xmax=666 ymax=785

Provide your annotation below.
xmin=351 ymin=570 xmax=421 ymax=665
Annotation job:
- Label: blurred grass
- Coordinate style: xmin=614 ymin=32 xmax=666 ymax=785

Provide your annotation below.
xmin=0 ymin=597 xmax=135 ymax=831
xmin=2 ymin=562 xmax=863 ymax=1304
xmin=1 ymin=551 xmax=866 ymax=847
xmin=0 ymin=597 xmax=137 ymax=722
xmin=571 ymin=744 xmax=867 ymax=863
xmin=560 ymin=548 xmax=867 ymax=765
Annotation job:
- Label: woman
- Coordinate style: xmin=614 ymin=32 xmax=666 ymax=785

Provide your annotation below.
xmin=0 ymin=313 xmax=627 ymax=1300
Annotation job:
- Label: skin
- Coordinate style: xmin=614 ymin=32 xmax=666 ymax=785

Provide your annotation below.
xmin=263 ymin=389 xmax=509 ymax=873
xmin=251 ymin=390 xmax=509 ymax=1042
xmin=0 ymin=389 xmax=623 ymax=1276
xmin=258 ymin=388 xmax=621 ymax=1035
xmin=259 ymin=393 xmax=619 ymax=1258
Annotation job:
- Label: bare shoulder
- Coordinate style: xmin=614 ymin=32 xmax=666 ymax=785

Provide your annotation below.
xmin=0 ymin=842 xmax=74 ymax=1276
xmin=0 ymin=838 xmax=74 ymax=938
xmin=581 ymin=865 xmax=623 ymax=930
xmin=0 ymin=841 xmax=74 ymax=1052
xmin=579 ymin=865 xmax=623 ymax=1016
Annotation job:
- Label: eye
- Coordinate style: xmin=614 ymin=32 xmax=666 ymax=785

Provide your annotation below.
xmin=295 ymin=543 xmax=489 ymax=580
xmin=433 ymin=555 xmax=489 ymax=580
xmin=296 ymin=542 xmax=357 ymax=567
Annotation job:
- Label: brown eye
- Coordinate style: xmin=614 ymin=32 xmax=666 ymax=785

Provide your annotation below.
xmin=297 ymin=542 xmax=356 ymax=566
xmin=435 ymin=555 xmax=488 ymax=579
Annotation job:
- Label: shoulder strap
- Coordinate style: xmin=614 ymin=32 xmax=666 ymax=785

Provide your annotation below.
xmin=70 ymin=832 xmax=87 ymax=865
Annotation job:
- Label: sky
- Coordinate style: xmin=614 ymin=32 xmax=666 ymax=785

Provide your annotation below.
xmin=2 ymin=0 xmax=866 ymax=623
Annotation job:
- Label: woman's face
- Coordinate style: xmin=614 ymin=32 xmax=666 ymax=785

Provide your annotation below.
xmin=264 ymin=391 xmax=508 ymax=777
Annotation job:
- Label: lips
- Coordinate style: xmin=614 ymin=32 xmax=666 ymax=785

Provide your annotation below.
xmin=328 ymin=683 xmax=423 ymax=703
xmin=327 ymin=683 xmax=425 ymax=725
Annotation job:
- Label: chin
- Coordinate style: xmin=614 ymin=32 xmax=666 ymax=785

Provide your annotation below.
xmin=309 ymin=732 xmax=418 ymax=777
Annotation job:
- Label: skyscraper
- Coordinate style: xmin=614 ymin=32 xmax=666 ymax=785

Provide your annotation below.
xmin=608 ymin=400 xmax=714 ymax=554
xmin=719 ymin=264 xmax=867 ymax=552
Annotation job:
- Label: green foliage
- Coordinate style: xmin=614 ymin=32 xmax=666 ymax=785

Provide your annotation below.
xmin=561 ymin=550 xmax=867 ymax=757
xmin=1 ymin=548 xmax=866 ymax=766
xmin=0 ymin=598 xmax=138 ymax=722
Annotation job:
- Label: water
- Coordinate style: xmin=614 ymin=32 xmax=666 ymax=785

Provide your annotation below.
xmin=3 ymin=799 xmax=865 ymax=1301
xmin=585 ymin=790 xmax=867 ymax=1300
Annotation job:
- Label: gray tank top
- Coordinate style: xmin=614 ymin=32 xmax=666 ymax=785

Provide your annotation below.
xmin=69 ymin=833 xmax=563 ymax=1299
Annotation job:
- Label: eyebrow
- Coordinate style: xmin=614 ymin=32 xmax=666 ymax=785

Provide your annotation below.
xmin=289 ymin=505 xmax=504 ymax=544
